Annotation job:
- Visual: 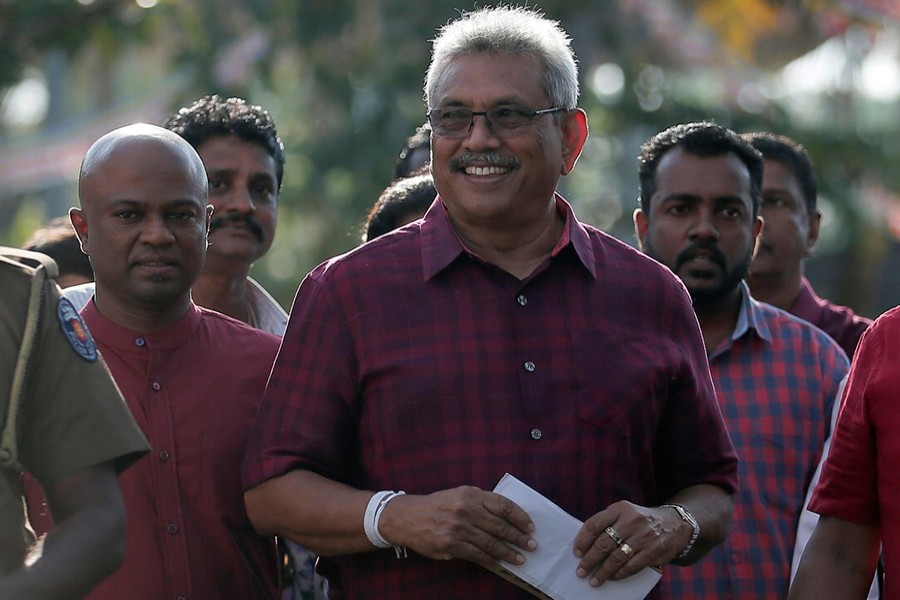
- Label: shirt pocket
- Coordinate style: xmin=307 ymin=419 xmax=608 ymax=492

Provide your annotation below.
xmin=571 ymin=329 xmax=665 ymax=438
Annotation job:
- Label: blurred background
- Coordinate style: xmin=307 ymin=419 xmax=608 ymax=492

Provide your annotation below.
xmin=1 ymin=0 xmax=898 ymax=315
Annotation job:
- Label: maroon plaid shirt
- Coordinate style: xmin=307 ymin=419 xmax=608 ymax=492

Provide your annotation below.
xmin=243 ymin=196 xmax=738 ymax=599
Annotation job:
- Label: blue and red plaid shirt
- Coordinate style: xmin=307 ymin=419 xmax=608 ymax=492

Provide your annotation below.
xmin=243 ymin=196 xmax=738 ymax=599
xmin=662 ymin=286 xmax=849 ymax=600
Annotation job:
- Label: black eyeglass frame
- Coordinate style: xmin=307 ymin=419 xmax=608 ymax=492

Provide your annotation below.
xmin=426 ymin=106 xmax=569 ymax=138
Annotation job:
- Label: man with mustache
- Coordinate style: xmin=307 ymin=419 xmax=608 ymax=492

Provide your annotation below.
xmin=743 ymin=132 xmax=871 ymax=359
xmin=66 ymin=95 xmax=288 ymax=333
xmin=68 ymin=123 xmax=281 ymax=599
xmin=162 ymin=95 xmax=288 ymax=334
xmin=242 ymin=7 xmax=739 ymax=599
xmin=741 ymin=132 xmax=878 ymax=598
xmin=634 ymin=121 xmax=849 ymax=600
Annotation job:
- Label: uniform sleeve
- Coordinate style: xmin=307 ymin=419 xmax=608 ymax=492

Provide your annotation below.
xmin=21 ymin=279 xmax=149 ymax=485
xmin=808 ymin=322 xmax=883 ymax=524
xmin=243 ymin=269 xmax=359 ymax=490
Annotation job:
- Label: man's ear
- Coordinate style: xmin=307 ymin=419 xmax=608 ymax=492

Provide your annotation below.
xmin=633 ymin=207 xmax=649 ymax=250
xmin=804 ymin=210 xmax=821 ymax=257
xmin=560 ymin=108 xmax=589 ymax=175
xmin=69 ymin=207 xmax=90 ymax=254
xmin=753 ymin=214 xmax=764 ymax=240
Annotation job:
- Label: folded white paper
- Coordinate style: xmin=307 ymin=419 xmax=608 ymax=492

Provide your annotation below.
xmin=493 ymin=473 xmax=662 ymax=600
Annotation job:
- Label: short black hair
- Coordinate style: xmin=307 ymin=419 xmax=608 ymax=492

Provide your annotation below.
xmin=363 ymin=174 xmax=436 ymax=242
xmin=638 ymin=121 xmax=763 ymax=216
xmin=23 ymin=216 xmax=93 ymax=281
xmin=742 ymin=132 xmax=817 ymax=215
xmin=164 ymin=94 xmax=285 ymax=190
xmin=393 ymin=123 xmax=431 ymax=179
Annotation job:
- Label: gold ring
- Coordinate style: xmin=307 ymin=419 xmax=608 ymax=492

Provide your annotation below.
xmin=604 ymin=526 xmax=623 ymax=546
xmin=619 ymin=542 xmax=634 ymax=557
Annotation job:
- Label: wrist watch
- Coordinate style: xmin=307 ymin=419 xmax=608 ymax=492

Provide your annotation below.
xmin=661 ymin=503 xmax=700 ymax=558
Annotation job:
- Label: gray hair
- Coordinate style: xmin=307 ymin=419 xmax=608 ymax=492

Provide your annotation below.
xmin=424 ymin=6 xmax=579 ymax=110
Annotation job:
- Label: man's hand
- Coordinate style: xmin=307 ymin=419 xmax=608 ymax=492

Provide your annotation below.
xmin=379 ymin=485 xmax=536 ymax=568
xmin=572 ymin=501 xmax=690 ymax=587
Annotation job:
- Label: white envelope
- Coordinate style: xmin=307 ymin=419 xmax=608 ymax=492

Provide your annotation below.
xmin=492 ymin=473 xmax=662 ymax=600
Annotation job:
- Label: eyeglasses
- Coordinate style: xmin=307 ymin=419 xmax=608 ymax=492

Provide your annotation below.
xmin=426 ymin=105 xmax=568 ymax=138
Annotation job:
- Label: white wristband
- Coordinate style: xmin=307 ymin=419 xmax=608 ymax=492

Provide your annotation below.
xmin=364 ymin=491 xmax=393 ymax=548
xmin=363 ymin=490 xmax=406 ymax=554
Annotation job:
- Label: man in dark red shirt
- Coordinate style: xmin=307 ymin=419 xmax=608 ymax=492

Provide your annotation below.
xmin=242 ymin=7 xmax=738 ymax=599
xmin=743 ymin=132 xmax=871 ymax=359
xmin=68 ymin=123 xmax=281 ymax=600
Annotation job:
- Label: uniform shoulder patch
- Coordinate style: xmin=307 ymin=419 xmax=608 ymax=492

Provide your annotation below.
xmin=57 ymin=297 xmax=98 ymax=362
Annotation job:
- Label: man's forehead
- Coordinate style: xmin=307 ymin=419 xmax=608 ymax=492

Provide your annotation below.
xmin=653 ymin=150 xmax=752 ymax=204
xmin=433 ymin=53 xmax=545 ymax=106
xmin=196 ymin=135 xmax=278 ymax=175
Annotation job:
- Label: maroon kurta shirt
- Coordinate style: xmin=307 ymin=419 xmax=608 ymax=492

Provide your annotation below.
xmin=790 ymin=277 xmax=872 ymax=359
xmin=244 ymin=196 xmax=738 ymax=599
xmin=82 ymin=301 xmax=281 ymax=600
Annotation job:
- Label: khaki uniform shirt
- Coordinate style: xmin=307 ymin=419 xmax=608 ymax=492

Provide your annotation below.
xmin=0 ymin=254 xmax=148 ymax=577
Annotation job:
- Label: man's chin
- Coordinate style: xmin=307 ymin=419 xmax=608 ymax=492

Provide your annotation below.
xmin=206 ymin=240 xmax=263 ymax=264
xmin=687 ymin=282 xmax=736 ymax=309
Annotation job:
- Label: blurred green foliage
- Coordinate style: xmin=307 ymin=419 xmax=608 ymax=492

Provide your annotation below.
xmin=0 ymin=0 xmax=897 ymax=313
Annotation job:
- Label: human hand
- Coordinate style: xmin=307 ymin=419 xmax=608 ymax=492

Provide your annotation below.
xmin=379 ymin=485 xmax=536 ymax=568
xmin=572 ymin=501 xmax=690 ymax=587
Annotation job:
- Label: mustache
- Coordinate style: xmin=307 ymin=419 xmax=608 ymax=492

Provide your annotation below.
xmin=675 ymin=241 xmax=727 ymax=272
xmin=208 ymin=213 xmax=265 ymax=243
xmin=450 ymin=152 xmax=521 ymax=172
xmin=754 ymin=239 xmax=774 ymax=255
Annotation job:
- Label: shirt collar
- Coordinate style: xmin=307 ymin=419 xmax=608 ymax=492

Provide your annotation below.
xmin=419 ymin=193 xmax=597 ymax=281
xmin=788 ymin=277 xmax=824 ymax=324
xmin=246 ymin=277 xmax=288 ymax=336
xmin=730 ymin=282 xmax=773 ymax=344
xmin=81 ymin=299 xmax=204 ymax=352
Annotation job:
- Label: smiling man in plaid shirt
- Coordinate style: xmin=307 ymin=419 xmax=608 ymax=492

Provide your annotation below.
xmin=242 ymin=7 xmax=740 ymax=600
xmin=635 ymin=121 xmax=850 ymax=599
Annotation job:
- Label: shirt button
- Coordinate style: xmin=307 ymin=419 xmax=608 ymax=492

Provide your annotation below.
xmin=134 ymin=337 xmax=146 ymax=347
xmin=159 ymin=451 xmax=170 ymax=462
xmin=530 ymin=428 xmax=543 ymax=440
xmin=151 ymin=381 xmax=161 ymax=391
xmin=176 ymin=596 xmax=186 ymax=600
xmin=524 ymin=361 xmax=535 ymax=372
xmin=167 ymin=523 xmax=178 ymax=535
xmin=517 ymin=294 xmax=527 ymax=306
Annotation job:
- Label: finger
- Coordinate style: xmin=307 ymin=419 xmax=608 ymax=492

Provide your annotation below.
xmin=480 ymin=493 xmax=536 ymax=552
xmin=484 ymin=492 xmax=535 ymax=535
xmin=465 ymin=528 xmax=531 ymax=567
xmin=590 ymin=542 xmax=644 ymax=586
xmin=573 ymin=508 xmax=616 ymax=557
xmin=575 ymin=522 xmax=621 ymax=579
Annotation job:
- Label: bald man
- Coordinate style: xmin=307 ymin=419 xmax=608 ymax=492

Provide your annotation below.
xmin=67 ymin=124 xmax=281 ymax=599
